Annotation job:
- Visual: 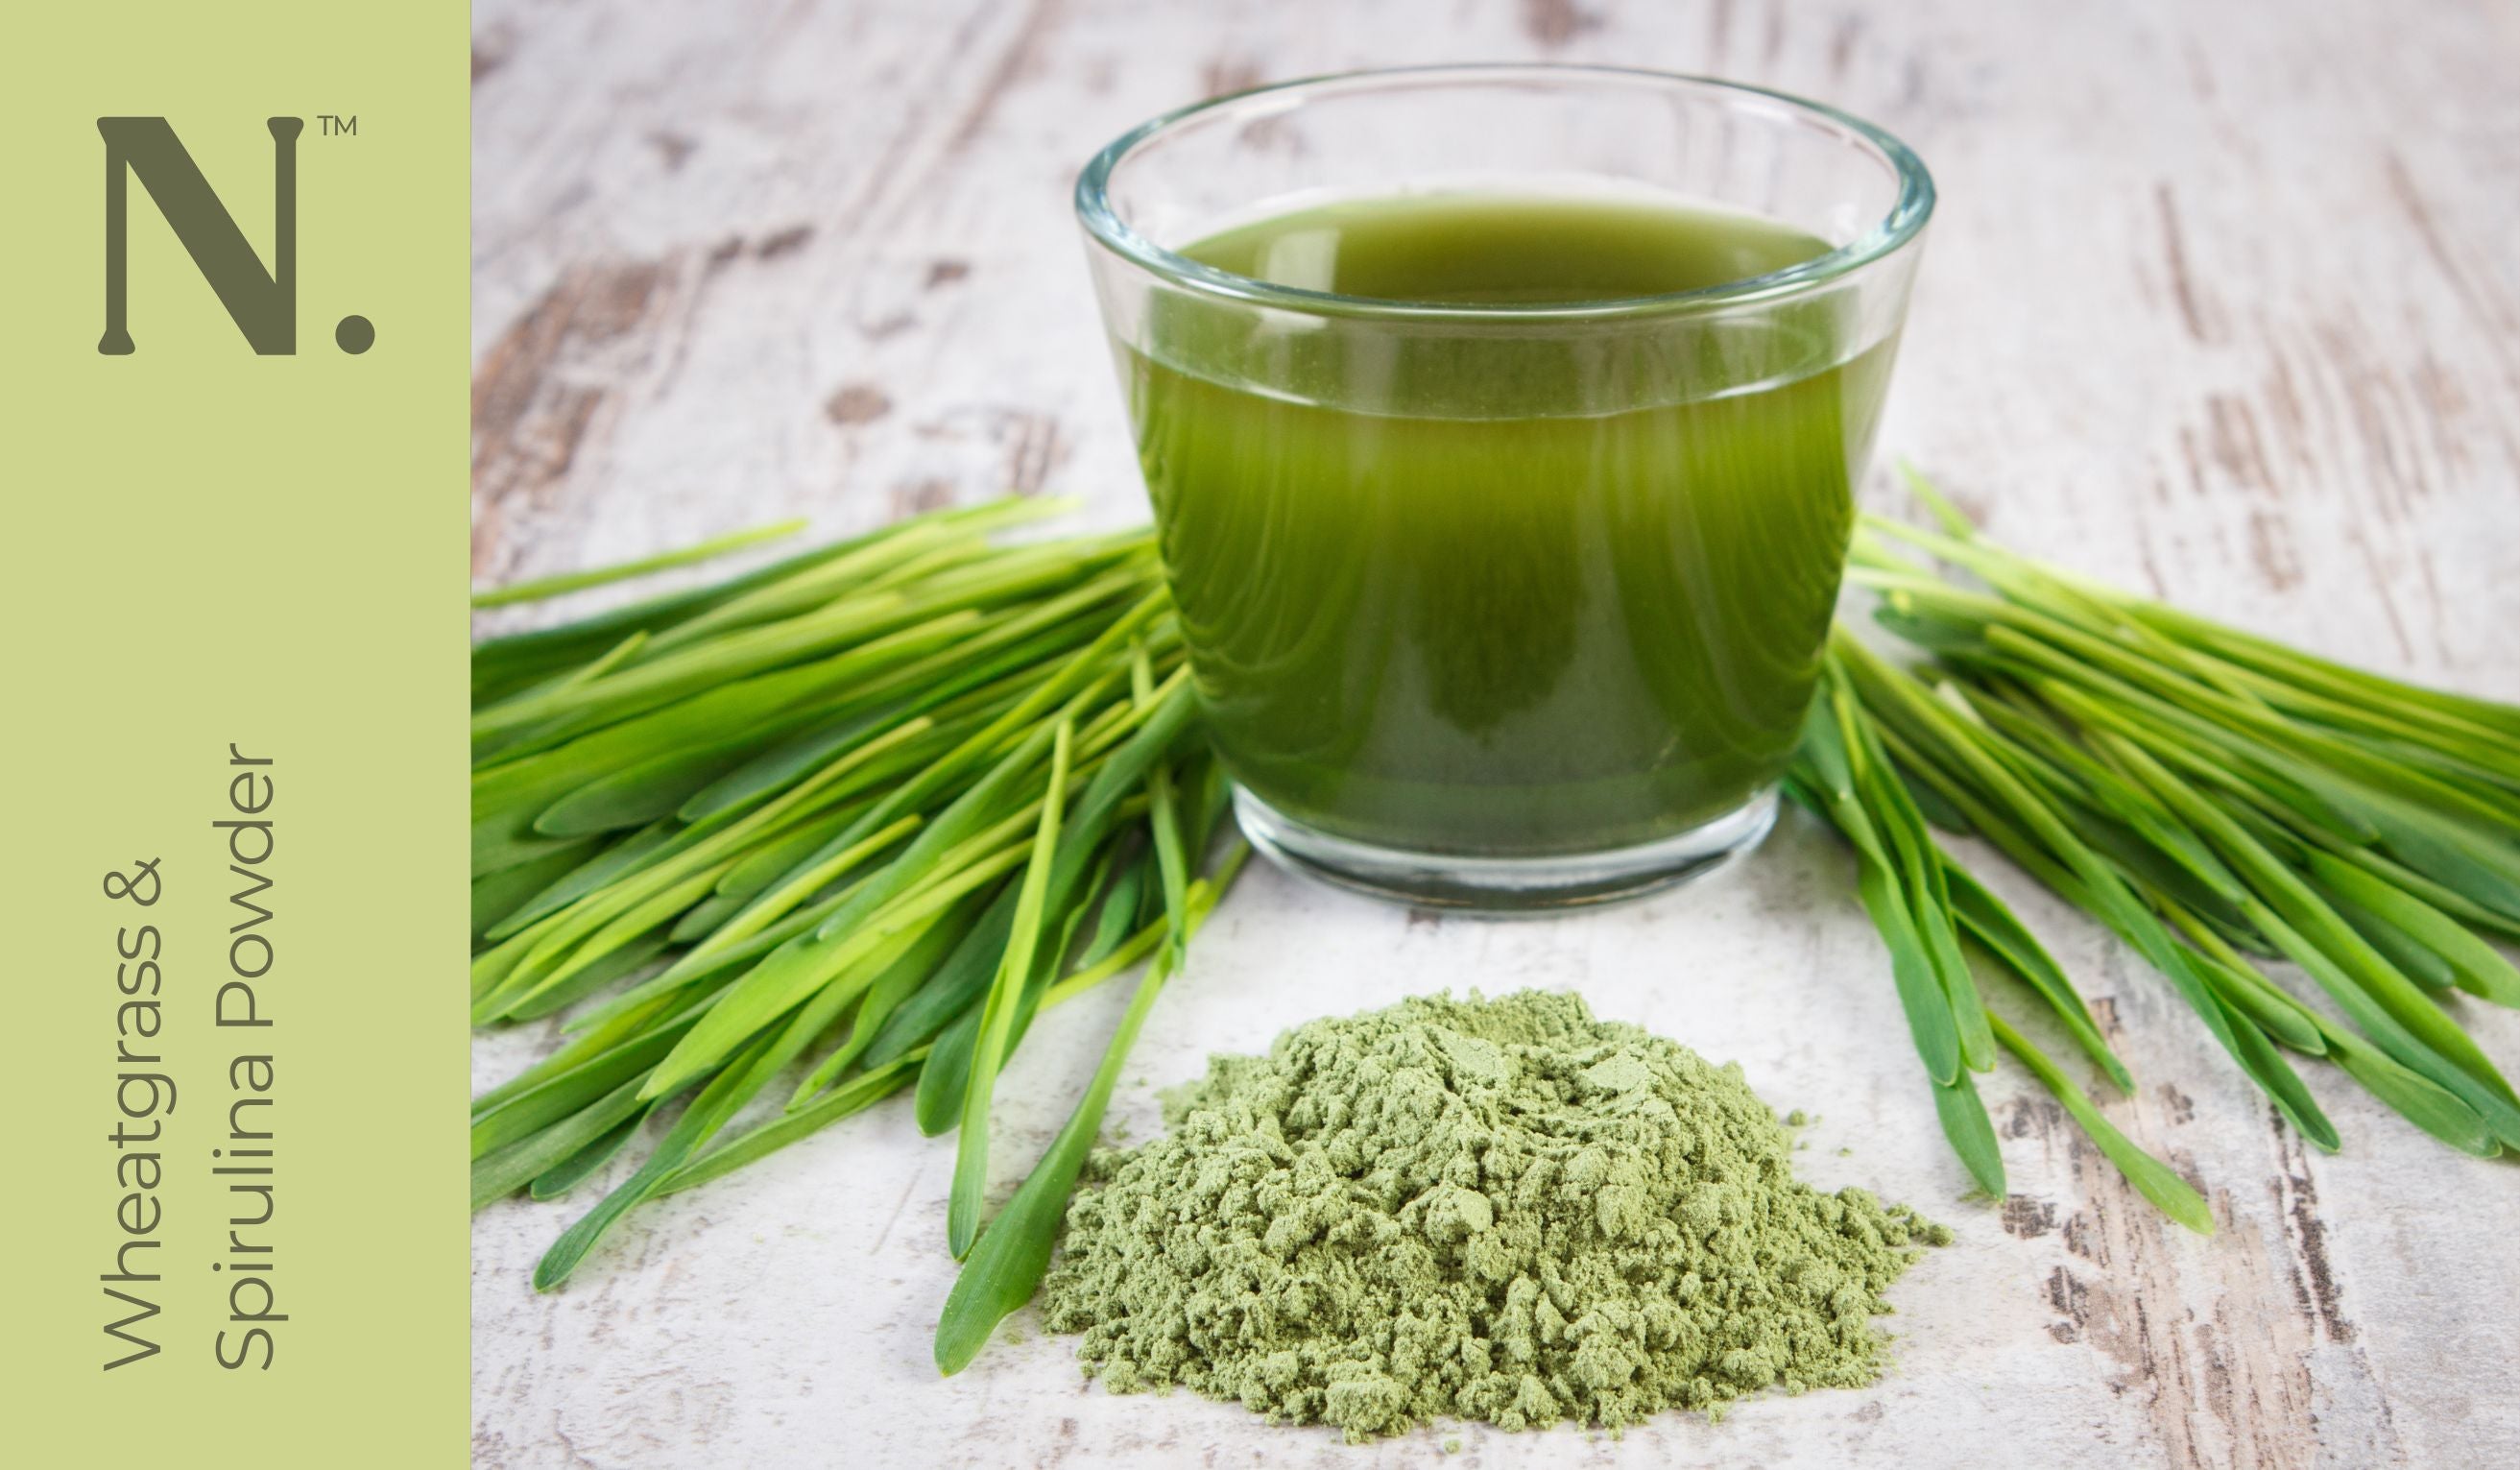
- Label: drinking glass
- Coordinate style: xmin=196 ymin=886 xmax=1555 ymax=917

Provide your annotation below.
xmin=1075 ymin=65 xmax=1932 ymax=908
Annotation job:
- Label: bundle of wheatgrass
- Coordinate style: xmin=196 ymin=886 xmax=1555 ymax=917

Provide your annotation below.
xmin=468 ymin=499 xmax=1246 ymax=1359
xmin=1794 ymin=471 xmax=2520 ymax=1226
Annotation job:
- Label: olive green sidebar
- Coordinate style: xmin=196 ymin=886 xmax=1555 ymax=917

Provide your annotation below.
xmin=7 ymin=4 xmax=468 ymax=1465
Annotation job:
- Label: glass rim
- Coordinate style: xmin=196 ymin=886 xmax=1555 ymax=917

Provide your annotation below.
xmin=1073 ymin=63 xmax=1935 ymax=324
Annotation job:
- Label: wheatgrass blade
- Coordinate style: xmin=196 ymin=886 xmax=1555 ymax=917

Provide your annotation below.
xmin=1989 ymin=1010 xmax=2213 ymax=1235
xmin=948 ymin=719 xmax=1076 ymax=1258
xmin=1931 ymin=1070 xmax=2004 ymax=1197
xmin=1790 ymin=692 xmax=1962 ymax=1086
xmin=535 ymin=900 xmax=956 ymax=1286
xmin=1943 ymin=862 xmax=2132 ymax=1090
xmin=909 ymin=679 xmax=1211 ymax=1127
xmin=2090 ymin=726 xmax=2520 ymax=1145
xmin=786 ymin=891 xmax=989 ymax=1109
xmin=532 ymin=1025 xmax=783 ymax=1289
xmin=468 ymin=509 xmax=947 ymax=705
xmin=529 ymin=1109 xmax=651 ymax=1200
xmin=505 ymin=935 xmax=675 ymax=1023
xmin=472 ymin=836 xmax=601 ymax=940
xmin=2303 ymin=849 xmax=2520 ymax=1006
xmin=1835 ymin=673 xmax=1993 ymax=1072
xmin=472 ymin=1076 xmax=657 ymax=1213
xmin=487 ymin=820 xmax=680 ymax=941
xmin=1835 ymin=636 xmax=2340 ymax=1149
xmin=934 ymin=948 xmax=1176 ymax=1373
xmin=659 ymin=1054 xmax=928 ymax=1196
xmin=470 ymin=518 xmax=808 ymax=609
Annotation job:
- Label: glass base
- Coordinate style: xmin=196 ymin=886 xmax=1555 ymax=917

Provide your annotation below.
xmin=1234 ymin=784 xmax=1778 ymax=913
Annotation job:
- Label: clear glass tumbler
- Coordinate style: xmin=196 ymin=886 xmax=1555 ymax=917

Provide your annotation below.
xmin=1075 ymin=65 xmax=1932 ymax=909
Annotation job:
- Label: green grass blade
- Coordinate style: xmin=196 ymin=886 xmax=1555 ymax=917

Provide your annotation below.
xmin=2091 ymin=725 xmax=2520 ymax=1132
xmin=1835 ymin=673 xmax=1994 ymax=1072
xmin=650 ymin=510 xmax=1104 ymax=655
xmin=654 ymin=833 xmax=1033 ymax=1096
xmin=477 ymin=861 xmax=732 ymax=1022
xmin=473 ymin=821 xmax=597 ymax=880
xmin=949 ymin=719 xmax=1075 ymax=1258
xmin=1146 ymin=766 xmax=1192 ymax=962
xmin=2305 ymin=849 xmax=2520 ymax=1007
xmin=2216 ymin=996 xmax=2340 ymax=1151
xmin=1852 ymin=854 xmax=1965 ymax=1086
xmin=1835 ymin=637 xmax=2265 ymax=1096
xmin=1931 ymin=1070 xmax=2004 ymax=1196
xmin=574 ymin=868 xmax=879 ymax=1031
xmin=471 ymin=977 xmax=724 ymax=1117
xmin=1973 ymin=624 xmax=2382 ymax=845
xmin=2111 ymin=598 xmax=2520 ymax=738
xmin=472 ymin=836 xmax=600 ymax=941
xmin=1944 ymin=862 xmax=2132 ymax=1089
xmin=471 ymin=1014 xmax=695 ymax=1160
xmin=1990 ymin=1011 xmax=2215 ymax=1234
xmin=787 ymin=892 xmax=986 ymax=1110
xmin=1898 ymin=755 xmax=1977 ymax=833
xmin=866 ymin=882 xmax=1022 ymax=1072
xmin=2173 ymin=885 xmax=2484 ymax=1152
xmin=936 ymin=944 xmax=1176 ymax=1374
xmin=672 ymin=577 xmax=1136 ymax=824
xmin=644 ymin=715 xmax=1068 ymax=1093
xmin=2329 ymin=891 xmax=2460 ymax=991
xmin=670 ymin=891 xmax=749 ymax=945
xmin=903 ymin=679 xmax=1202 ymax=1117
xmin=472 ymin=518 xmax=808 ymax=609
xmin=468 ymin=505 xmax=1018 ymax=704
xmin=534 ymin=742 xmax=762 ymax=837
xmin=486 ymin=822 xmax=678 ymax=940
xmin=916 ymin=999 xmax=989 ymax=1136
xmin=1070 ymin=851 xmax=1151 ymax=975
xmin=534 ymin=912 xmax=901 ymax=1288
xmin=2315 ymin=1025 xmax=2499 ymax=1157
xmin=2289 ymin=833 xmax=2520 ymax=944
xmin=530 ymin=1108 xmax=651 ymax=1200
xmin=681 ymin=803 xmax=929 ymax=969
xmin=471 ymin=1076 xmax=657 ymax=1213
xmin=478 ymin=592 xmax=979 ymax=752
xmin=660 ymin=1053 xmax=927 ymax=1195
xmin=2172 ymin=928 xmax=2328 ymax=1056
xmin=2002 ymin=636 xmax=2520 ymax=917
xmin=533 ymin=1028 xmax=783 ymax=1289
xmin=505 ymin=935 xmax=674 ymax=1022
xmin=715 ymin=804 xmax=868 ymax=899
xmin=1791 ymin=688 xmax=1960 ymax=1085
xmin=1894 ymin=460 xmax=1982 ymax=539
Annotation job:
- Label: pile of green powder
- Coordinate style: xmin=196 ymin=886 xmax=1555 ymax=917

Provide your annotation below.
xmin=1040 ymin=990 xmax=1948 ymax=1442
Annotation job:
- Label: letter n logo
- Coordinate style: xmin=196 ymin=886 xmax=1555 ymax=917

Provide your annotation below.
xmin=97 ymin=117 xmax=302 ymax=355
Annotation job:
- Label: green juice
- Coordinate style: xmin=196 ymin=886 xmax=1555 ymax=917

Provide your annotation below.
xmin=1123 ymin=193 xmax=1892 ymax=857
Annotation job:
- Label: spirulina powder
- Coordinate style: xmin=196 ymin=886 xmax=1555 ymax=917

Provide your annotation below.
xmin=1041 ymin=991 xmax=1948 ymax=1441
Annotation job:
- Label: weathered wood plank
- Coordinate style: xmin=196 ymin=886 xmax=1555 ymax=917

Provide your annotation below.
xmin=469 ymin=3 xmax=2520 ymax=1466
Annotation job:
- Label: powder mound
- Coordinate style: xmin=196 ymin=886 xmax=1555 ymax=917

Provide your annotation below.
xmin=1041 ymin=990 xmax=1948 ymax=1442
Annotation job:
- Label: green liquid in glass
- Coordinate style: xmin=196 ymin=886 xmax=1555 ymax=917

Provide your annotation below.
xmin=1125 ymin=193 xmax=1892 ymax=857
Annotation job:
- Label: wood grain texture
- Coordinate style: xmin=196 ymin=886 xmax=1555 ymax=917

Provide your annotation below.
xmin=468 ymin=2 xmax=2520 ymax=1466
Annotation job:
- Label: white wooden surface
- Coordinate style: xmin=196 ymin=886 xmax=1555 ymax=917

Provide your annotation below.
xmin=468 ymin=3 xmax=2520 ymax=1466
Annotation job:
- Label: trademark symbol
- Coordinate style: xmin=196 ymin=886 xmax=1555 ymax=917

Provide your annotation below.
xmin=319 ymin=115 xmax=367 ymax=349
